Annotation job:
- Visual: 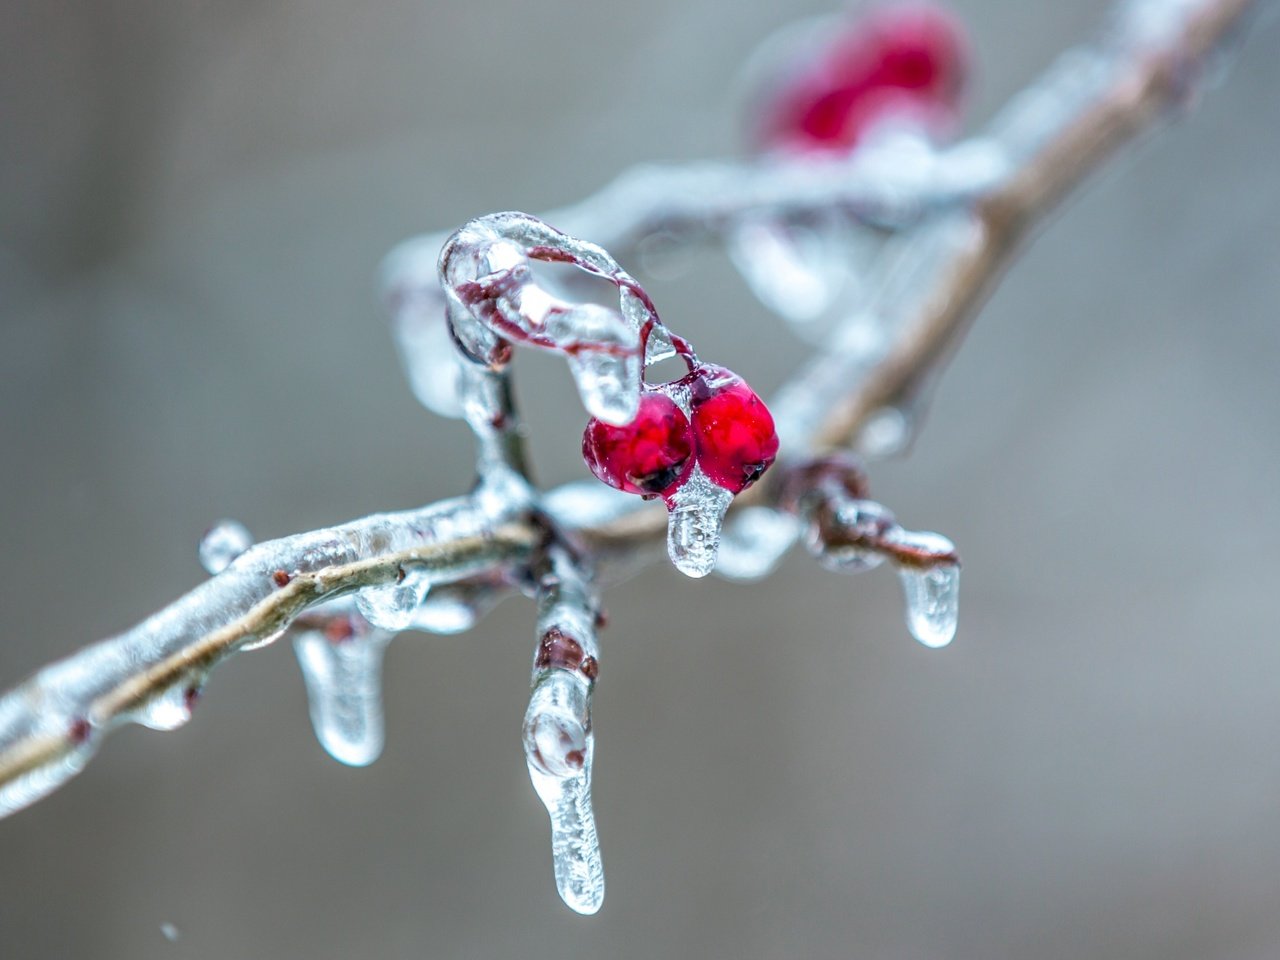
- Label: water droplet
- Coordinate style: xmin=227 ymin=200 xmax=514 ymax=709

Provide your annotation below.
xmin=897 ymin=562 xmax=960 ymax=648
xmin=567 ymin=348 xmax=641 ymax=426
xmin=198 ymin=520 xmax=253 ymax=575
xmin=355 ymin=567 xmax=431 ymax=632
xmin=160 ymin=923 xmax=180 ymax=942
xmin=665 ymin=469 xmax=734 ymax=578
xmin=294 ymin=630 xmax=389 ymax=767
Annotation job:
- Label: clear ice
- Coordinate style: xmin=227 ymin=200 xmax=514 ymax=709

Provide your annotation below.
xmin=294 ymin=629 xmax=390 ymax=766
xmin=897 ymin=563 xmax=960 ymax=648
xmin=524 ymin=672 xmax=604 ymax=915
xmin=666 ymin=468 xmax=735 ymax=579
xmin=354 ymin=566 xmax=432 ymax=632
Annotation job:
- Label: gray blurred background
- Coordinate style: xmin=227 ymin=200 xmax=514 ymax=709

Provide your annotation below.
xmin=2 ymin=1 xmax=1278 ymax=958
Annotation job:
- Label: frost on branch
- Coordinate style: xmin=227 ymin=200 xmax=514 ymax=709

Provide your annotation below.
xmin=0 ymin=0 xmax=1261 ymax=918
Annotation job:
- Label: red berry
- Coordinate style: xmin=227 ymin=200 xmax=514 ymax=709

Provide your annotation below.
xmin=582 ymin=391 xmax=694 ymax=498
xmin=756 ymin=3 xmax=969 ymax=153
xmin=690 ymin=367 xmax=779 ymax=494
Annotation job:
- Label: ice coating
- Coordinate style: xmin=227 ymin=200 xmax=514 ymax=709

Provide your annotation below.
xmin=294 ymin=629 xmax=390 ymax=766
xmin=438 ymin=212 xmax=675 ymax=427
xmin=0 ymin=490 xmax=532 ymax=818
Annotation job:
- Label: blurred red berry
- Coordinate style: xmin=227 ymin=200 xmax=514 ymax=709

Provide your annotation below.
xmin=756 ymin=3 xmax=970 ymax=153
xmin=690 ymin=367 xmax=779 ymax=494
xmin=582 ymin=391 xmax=695 ymax=499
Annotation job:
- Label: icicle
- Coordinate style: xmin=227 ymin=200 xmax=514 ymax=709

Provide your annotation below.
xmin=294 ymin=629 xmax=389 ymax=766
xmin=887 ymin=530 xmax=960 ymax=648
xmin=198 ymin=519 xmax=253 ymax=575
xmin=524 ymin=672 xmax=604 ymax=915
xmin=714 ymin=507 xmax=800 ymax=581
xmin=354 ymin=566 xmax=431 ymax=632
xmin=665 ymin=468 xmax=734 ymax=578
xmin=897 ymin=562 xmax=960 ymax=648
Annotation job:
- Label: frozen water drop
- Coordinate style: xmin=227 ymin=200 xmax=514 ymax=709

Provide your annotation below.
xmin=715 ymin=507 xmax=800 ymax=581
xmin=567 ymin=348 xmax=641 ymax=426
xmin=198 ymin=520 xmax=252 ymax=575
xmin=527 ymin=743 xmax=604 ymax=915
xmin=355 ymin=567 xmax=431 ymax=632
xmin=897 ymin=562 xmax=960 ymax=648
xmin=134 ymin=677 xmax=204 ymax=732
xmin=665 ymin=470 xmax=734 ymax=579
xmin=294 ymin=630 xmax=389 ymax=766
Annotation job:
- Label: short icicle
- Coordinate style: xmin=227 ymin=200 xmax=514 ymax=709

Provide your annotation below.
xmin=294 ymin=627 xmax=391 ymax=766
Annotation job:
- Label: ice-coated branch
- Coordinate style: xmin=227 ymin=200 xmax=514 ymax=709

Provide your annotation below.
xmin=806 ymin=0 xmax=1263 ymax=450
xmin=0 ymin=0 xmax=1262 ymax=916
xmin=0 ymin=490 xmax=537 ymax=816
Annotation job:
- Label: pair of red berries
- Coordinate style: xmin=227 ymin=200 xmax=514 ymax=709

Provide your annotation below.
xmin=582 ymin=365 xmax=779 ymax=503
xmin=755 ymin=3 xmax=970 ymax=154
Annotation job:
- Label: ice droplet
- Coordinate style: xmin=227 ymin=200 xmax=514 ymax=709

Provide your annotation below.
xmin=198 ymin=520 xmax=253 ymax=575
xmin=897 ymin=562 xmax=960 ymax=648
xmin=714 ymin=507 xmax=800 ymax=581
xmin=133 ymin=676 xmax=204 ymax=732
xmin=354 ymin=567 xmax=431 ymax=632
xmin=294 ymin=630 xmax=389 ymax=767
xmin=567 ymin=348 xmax=641 ymax=426
xmin=665 ymin=469 xmax=734 ymax=578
